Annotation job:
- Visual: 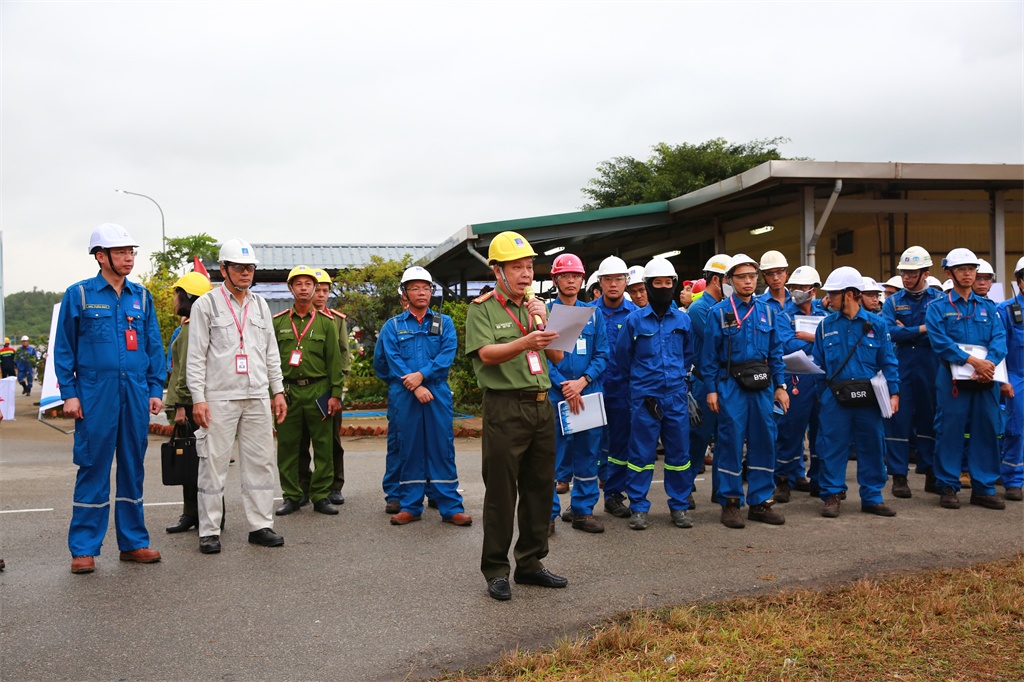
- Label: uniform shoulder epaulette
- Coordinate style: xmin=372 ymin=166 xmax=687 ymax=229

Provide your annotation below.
xmin=332 ymin=309 xmax=346 ymax=318
xmin=472 ymin=291 xmax=494 ymax=304
xmin=273 ymin=309 xmax=290 ymax=319
xmin=319 ymin=308 xmax=333 ymax=319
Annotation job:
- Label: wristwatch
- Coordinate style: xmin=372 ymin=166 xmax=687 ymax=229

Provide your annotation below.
xmin=582 ymin=374 xmax=593 ymax=385
xmin=776 ymin=383 xmax=787 ymax=391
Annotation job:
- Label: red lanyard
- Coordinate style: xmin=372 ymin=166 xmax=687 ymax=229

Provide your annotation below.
xmin=290 ymin=308 xmax=316 ymax=348
xmin=498 ymin=296 xmax=533 ymax=336
xmin=729 ymin=295 xmax=756 ymax=329
xmin=947 ymin=292 xmax=977 ymax=320
xmin=220 ymin=287 xmax=250 ymax=351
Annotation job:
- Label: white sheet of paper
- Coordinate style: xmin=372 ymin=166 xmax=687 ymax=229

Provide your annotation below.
xmin=951 ymin=344 xmax=1009 ymax=383
xmin=544 ymin=305 xmax=595 ymax=353
xmin=558 ymin=392 xmax=607 ymax=436
xmin=870 ymin=371 xmax=894 ymax=418
xmin=783 ymin=350 xmax=824 ymax=375
xmin=794 ymin=315 xmax=823 ymax=334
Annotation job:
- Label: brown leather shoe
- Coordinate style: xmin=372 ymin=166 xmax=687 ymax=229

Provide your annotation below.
xmin=940 ymin=487 xmax=960 ymax=509
xmin=1004 ymin=487 xmax=1023 ymax=502
xmin=443 ymin=512 xmax=473 ymax=526
xmin=969 ymin=493 xmax=1005 ymax=510
xmin=821 ymin=495 xmax=842 ymax=518
xmin=555 ymin=481 xmax=570 ymax=495
xmin=720 ymin=498 xmax=745 ymax=529
xmin=384 ymin=500 xmax=401 ymax=515
xmin=891 ymin=475 xmax=912 ymax=499
xmin=571 ymin=514 xmax=605 ymax=533
xmin=119 ymin=547 xmax=161 ymax=564
xmin=861 ymin=502 xmax=897 ymax=517
xmin=748 ymin=500 xmax=786 ymax=525
xmin=71 ymin=556 xmax=95 ymax=574
xmin=390 ymin=511 xmax=421 ymax=525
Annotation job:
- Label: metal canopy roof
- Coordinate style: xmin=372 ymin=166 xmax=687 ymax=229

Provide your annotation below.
xmin=206 ymin=243 xmax=435 ymax=282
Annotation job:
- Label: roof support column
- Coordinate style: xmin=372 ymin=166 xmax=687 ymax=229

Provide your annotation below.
xmin=990 ymin=190 xmax=1007 ymax=297
xmin=713 ymin=217 xmax=725 ymax=253
xmin=802 ymin=186 xmax=815 ymax=267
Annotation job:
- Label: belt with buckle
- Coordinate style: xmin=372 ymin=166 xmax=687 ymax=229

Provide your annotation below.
xmin=487 ymin=389 xmax=547 ymax=402
xmin=285 ymin=377 xmax=324 ymax=387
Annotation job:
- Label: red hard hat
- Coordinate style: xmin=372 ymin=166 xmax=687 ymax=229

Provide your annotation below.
xmin=691 ymin=278 xmax=707 ymax=294
xmin=551 ymin=253 xmax=585 ymax=275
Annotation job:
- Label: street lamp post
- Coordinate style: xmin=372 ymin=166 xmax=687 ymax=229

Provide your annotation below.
xmin=115 ymin=189 xmax=166 ymax=253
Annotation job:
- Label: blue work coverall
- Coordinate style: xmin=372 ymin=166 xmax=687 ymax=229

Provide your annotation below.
xmin=373 ymin=334 xmax=403 ymax=505
xmin=595 ymin=297 xmax=638 ymax=502
xmin=615 ymin=304 xmax=695 ymax=513
xmin=685 ymin=292 xmax=720 ymax=482
xmin=998 ymin=293 xmax=1024 ymax=491
xmin=701 ymin=296 xmax=785 ymax=508
xmin=15 ymin=343 xmax=37 ymax=391
xmin=774 ymin=300 xmax=826 ymax=487
xmin=926 ymin=291 xmax=1008 ymax=495
xmin=811 ymin=309 xmax=899 ymax=505
xmin=379 ymin=309 xmax=465 ymax=518
xmin=55 ymin=273 xmax=165 ymax=556
xmin=547 ymin=299 xmax=608 ymax=519
xmin=881 ymin=287 xmax=943 ymax=477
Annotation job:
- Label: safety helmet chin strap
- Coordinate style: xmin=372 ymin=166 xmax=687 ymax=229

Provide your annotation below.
xmin=101 ymin=249 xmax=131 ymax=278
xmin=223 ymin=263 xmax=249 ymax=293
xmin=905 ymin=269 xmax=926 ymax=292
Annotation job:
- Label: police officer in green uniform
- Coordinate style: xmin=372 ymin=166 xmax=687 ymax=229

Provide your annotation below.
xmin=273 ymin=265 xmax=345 ymax=516
xmin=465 ymin=231 xmax=568 ymax=601
xmin=297 ymin=268 xmax=351 ymax=506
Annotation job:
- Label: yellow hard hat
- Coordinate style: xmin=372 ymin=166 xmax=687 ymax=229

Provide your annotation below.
xmin=487 ymin=231 xmax=537 ymax=264
xmin=3 ymin=337 xmax=8 ymax=344
xmin=312 ymin=269 xmax=332 ymax=285
xmin=174 ymin=272 xmax=212 ymax=298
xmin=287 ymin=265 xmax=317 ymax=283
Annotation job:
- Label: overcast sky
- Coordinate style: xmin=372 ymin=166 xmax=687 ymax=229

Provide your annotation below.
xmin=2 ymin=0 xmax=1021 ymax=295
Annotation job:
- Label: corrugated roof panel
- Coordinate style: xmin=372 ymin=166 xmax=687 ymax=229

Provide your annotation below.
xmin=248 ymin=244 xmax=435 ymax=270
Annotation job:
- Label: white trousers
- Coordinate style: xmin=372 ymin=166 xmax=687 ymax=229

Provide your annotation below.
xmin=196 ymin=398 xmax=277 ymax=537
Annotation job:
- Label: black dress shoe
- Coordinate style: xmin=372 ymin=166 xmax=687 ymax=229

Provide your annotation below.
xmin=199 ymin=535 xmax=221 ymax=554
xmin=299 ymin=493 xmax=310 ymax=507
xmin=513 ymin=568 xmax=568 ymax=588
xmin=248 ymin=528 xmax=284 ymax=547
xmin=487 ymin=576 xmax=511 ymax=601
xmin=275 ymin=499 xmax=301 ymax=516
xmin=166 ymin=514 xmax=198 ymax=534
xmin=313 ymin=499 xmax=339 ymax=515
xmin=328 ymin=489 xmax=345 ymax=505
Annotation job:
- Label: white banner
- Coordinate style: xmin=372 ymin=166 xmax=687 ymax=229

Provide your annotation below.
xmin=0 ymin=377 xmax=16 ymax=420
xmin=38 ymin=303 xmax=63 ymax=413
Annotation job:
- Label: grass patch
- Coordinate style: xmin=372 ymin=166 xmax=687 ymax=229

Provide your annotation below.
xmin=440 ymin=555 xmax=1024 ymax=681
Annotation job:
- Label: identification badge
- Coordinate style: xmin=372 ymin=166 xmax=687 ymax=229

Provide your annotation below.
xmin=289 ymin=350 xmax=303 ymax=366
xmin=125 ymin=329 xmax=138 ymax=351
xmin=792 ymin=388 xmax=799 ymax=396
xmin=526 ymin=350 xmax=543 ymax=375
xmin=576 ymin=337 xmax=587 ymax=355
xmin=235 ymin=354 xmax=249 ymax=374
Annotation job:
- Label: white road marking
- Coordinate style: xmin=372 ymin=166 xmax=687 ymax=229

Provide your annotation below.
xmin=0 ymin=508 xmax=55 ymax=514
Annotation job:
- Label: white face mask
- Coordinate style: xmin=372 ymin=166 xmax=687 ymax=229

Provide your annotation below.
xmin=723 ymin=283 xmax=734 ymax=298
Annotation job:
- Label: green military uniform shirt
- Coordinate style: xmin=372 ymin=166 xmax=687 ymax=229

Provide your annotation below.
xmin=272 ymin=307 xmax=345 ymax=399
xmin=322 ymin=308 xmax=351 ymax=383
xmin=465 ymin=290 xmax=551 ymax=392
xmin=171 ymin=320 xmax=192 ymax=406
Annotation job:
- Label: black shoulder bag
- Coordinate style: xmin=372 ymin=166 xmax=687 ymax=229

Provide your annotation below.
xmin=825 ymin=321 xmax=875 ymax=408
xmin=724 ymin=309 xmax=771 ymax=392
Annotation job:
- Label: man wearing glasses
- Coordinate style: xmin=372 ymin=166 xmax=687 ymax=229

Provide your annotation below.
xmin=56 ymin=224 xmax=166 ymax=574
xmin=187 ymin=239 xmax=288 ymax=554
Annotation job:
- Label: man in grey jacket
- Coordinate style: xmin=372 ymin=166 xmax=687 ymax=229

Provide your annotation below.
xmin=187 ymin=239 xmax=288 ymax=554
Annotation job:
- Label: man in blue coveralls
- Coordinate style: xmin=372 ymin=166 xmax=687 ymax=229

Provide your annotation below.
xmin=616 ymin=258 xmax=695 ymax=530
xmin=593 ymin=256 xmax=638 ymax=520
xmin=374 ymin=287 xmax=408 ymax=515
xmin=15 ymin=336 xmax=38 ymax=395
xmin=882 ymin=246 xmax=944 ymax=499
xmin=685 ymin=254 xmax=730 ymax=503
xmin=772 ymin=265 xmax=826 ymax=502
xmin=812 ymin=267 xmax=900 ymax=518
xmin=998 ymin=257 xmax=1024 ymax=502
xmin=55 ymin=224 xmax=165 ymax=574
xmin=380 ymin=267 xmax=472 ymax=528
xmin=546 ymin=253 xmax=608 ymax=534
xmin=702 ymin=254 xmax=789 ymax=528
xmin=926 ymin=248 xmax=1008 ymax=511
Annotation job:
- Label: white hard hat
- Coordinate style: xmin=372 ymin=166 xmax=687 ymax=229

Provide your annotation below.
xmin=977 ymin=259 xmax=995 ymax=276
xmin=643 ymin=258 xmax=677 ymax=279
xmin=218 ymin=238 xmax=259 ymax=264
xmin=88 ymin=223 xmax=139 ymax=254
xmin=401 ymin=266 xmax=433 ymax=285
xmin=1015 ymin=256 xmax=1024 ymax=277
xmin=885 ymin=276 xmax=904 ymax=290
xmin=897 ymin=246 xmax=933 ymax=271
xmin=585 ymin=272 xmax=600 ymax=290
xmin=596 ymin=256 xmax=629 ymax=277
xmin=725 ymin=253 xmax=758 ymax=276
xmin=627 ymin=265 xmax=645 ymax=287
xmin=942 ymin=278 xmax=954 ymax=291
xmin=927 ymin=276 xmax=943 ymax=289
xmin=20 ymin=335 xmax=29 ymax=341
xmin=822 ymin=266 xmax=865 ymax=292
xmin=759 ymin=250 xmax=788 ymax=270
xmin=702 ymin=254 xmax=731 ymax=276
xmin=943 ymin=248 xmax=980 ymax=270
xmin=861 ymin=277 xmax=885 ymax=294
xmin=788 ymin=265 xmax=822 ymax=287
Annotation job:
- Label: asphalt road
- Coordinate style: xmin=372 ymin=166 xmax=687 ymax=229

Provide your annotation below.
xmin=2 ymin=394 xmax=1022 ymax=681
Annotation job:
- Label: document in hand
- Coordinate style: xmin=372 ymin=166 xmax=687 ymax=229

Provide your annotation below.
xmin=783 ymin=350 xmax=824 ymax=375
xmin=870 ymin=371 xmax=893 ymax=418
xmin=794 ymin=315 xmax=823 ymax=335
xmin=558 ymin=392 xmax=607 ymax=436
xmin=544 ymin=305 xmax=596 ymax=353
xmin=951 ymin=344 xmax=1009 ymax=384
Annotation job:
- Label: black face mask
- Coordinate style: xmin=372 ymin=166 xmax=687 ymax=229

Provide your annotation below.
xmin=645 ymin=282 xmax=676 ymax=317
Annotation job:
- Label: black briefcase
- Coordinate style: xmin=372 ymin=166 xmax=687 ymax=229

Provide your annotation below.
xmin=161 ymin=421 xmax=199 ymax=486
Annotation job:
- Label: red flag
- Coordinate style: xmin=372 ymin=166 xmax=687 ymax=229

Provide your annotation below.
xmin=193 ymin=255 xmax=210 ymax=279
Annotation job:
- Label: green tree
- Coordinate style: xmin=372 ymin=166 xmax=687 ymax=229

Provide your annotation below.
xmin=581 ymin=137 xmax=795 ymax=209
xmin=332 ymin=254 xmax=413 ymax=351
xmin=151 ymin=233 xmax=219 ymax=273
xmin=4 ymin=289 xmax=63 ymax=338
xmin=139 ymin=267 xmax=179 ymax=348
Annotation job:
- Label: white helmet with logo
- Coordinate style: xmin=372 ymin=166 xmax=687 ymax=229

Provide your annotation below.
xmin=88 ymin=223 xmax=139 ymax=254
xmin=401 ymin=266 xmax=433 ymax=285
xmin=861 ymin=277 xmax=885 ymax=294
xmin=822 ymin=266 xmax=865 ymax=292
xmin=218 ymin=238 xmax=259 ymax=264
xmin=644 ymin=258 xmax=677 ymax=279
xmin=897 ymin=246 xmax=933 ymax=271
xmin=759 ymin=250 xmax=788 ymax=270
xmin=703 ymin=254 xmax=731 ymax=276
xmin=943 ymin=248 xmax=981 ymax=270
xmin=627 ymin=265 xmax=645 ymax=287
xmin=885 ymin=276 xmax=904 ymax=290
xmin=788 ymin=265 xmax=822 ymax=288
xmin=977 ymin=259 xmax=995 ymax=276
xmin=596 ymin=256 xmax=629 ymax=278
xmin=725 ymin=253 xmax=758 ymax=276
